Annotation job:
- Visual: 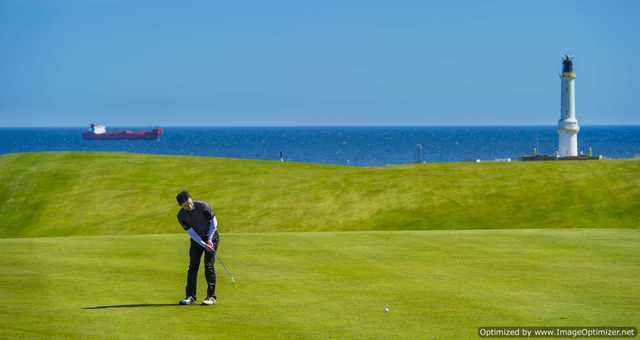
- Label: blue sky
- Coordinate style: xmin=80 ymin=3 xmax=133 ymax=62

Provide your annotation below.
xmin=1 ymin=0 xmax=638 ymax=127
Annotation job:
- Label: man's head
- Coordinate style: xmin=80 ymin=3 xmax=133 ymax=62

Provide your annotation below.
xmin=176 ymin=191 xmax=194 ymax=211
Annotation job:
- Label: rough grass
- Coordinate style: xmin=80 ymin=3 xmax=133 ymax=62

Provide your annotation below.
xmin=0 ymin=229 xmax=638 ymax=339
xmin=0 ymin=152 xmax=638 ymax=238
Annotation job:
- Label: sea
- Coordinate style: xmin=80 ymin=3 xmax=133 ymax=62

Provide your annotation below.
xmin=0 ymin=126 xmax=638 ymax=166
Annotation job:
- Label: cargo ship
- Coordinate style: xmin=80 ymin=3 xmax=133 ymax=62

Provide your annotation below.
xmin=82 ymin=124 xmax=163 ymax=140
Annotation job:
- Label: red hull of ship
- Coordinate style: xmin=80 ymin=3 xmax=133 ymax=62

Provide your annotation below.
xmin=82 ymin=128 xmax=163 ymax=140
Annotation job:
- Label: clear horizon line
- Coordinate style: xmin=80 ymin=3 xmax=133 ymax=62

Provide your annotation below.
xmin=1 ymin=123 xmax=640 ymax=129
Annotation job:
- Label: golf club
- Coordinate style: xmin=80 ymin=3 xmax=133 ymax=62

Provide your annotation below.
xmin=217 ymin=255 xmax=236 ymax=285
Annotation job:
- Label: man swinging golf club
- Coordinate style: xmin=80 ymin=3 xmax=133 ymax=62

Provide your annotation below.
xmin=176 ymin=191 xmax=219 ymax=305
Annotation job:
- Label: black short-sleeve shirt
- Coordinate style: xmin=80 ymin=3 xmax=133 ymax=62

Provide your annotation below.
xmin=177 ymin=200 xmax=215 ymax=238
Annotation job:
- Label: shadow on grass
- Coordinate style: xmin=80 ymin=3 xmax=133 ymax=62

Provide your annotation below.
xmin=83 ymin=303 xmax=181 ymax=309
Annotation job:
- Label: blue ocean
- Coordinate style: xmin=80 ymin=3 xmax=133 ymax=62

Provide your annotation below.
xmin=0 ymin=126 xmax=638 ymax=166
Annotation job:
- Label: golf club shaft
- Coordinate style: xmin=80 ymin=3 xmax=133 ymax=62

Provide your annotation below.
xmin=217 ymin=255 xmax=236 ymax=283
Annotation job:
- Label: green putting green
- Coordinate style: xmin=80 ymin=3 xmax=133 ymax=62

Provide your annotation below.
xmin=1 ymin=229 xmax=638 ymax=339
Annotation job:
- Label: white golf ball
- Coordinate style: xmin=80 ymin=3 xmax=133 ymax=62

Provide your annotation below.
xmin=384 ymin=307 xmax=390 ymax=313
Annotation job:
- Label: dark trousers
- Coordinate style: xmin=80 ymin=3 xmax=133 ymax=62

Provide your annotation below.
xmin=185 ymin=234 xmax=218 ymax=299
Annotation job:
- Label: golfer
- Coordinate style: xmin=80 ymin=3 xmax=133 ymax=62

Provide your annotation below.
xmin=176 ymin=191 xmax=219 ymax=305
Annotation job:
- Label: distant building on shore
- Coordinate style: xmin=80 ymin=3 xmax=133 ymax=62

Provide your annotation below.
xmin=521 ymin=56 xmax=601 ymax=161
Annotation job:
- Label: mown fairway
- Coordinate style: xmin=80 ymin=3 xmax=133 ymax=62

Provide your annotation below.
xmin=1 ymin=229 xmax=638 ymax=339
xmin=0 ymin=152 xmax=638 ymax=237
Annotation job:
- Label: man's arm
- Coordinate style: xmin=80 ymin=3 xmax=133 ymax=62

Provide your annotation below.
xmin=206 ymin=216 xmax=218 ymax=242
xmin=186 ymin=227 xmax=208 ymax=248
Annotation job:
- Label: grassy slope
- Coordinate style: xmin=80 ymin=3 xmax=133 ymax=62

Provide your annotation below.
xmin=1 ymin=152 xmax=638 ymax=339
xmin=0 ymin=152 xmax=638 ymax=238
xmin=0 ymin=229 xmax=638 ymax=339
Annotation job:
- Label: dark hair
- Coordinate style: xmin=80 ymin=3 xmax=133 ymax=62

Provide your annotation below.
xmin=176 ymin=191 xmax=191 ymax=206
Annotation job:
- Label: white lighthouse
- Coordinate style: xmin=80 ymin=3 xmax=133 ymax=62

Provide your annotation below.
xmin=557 ymin=55 xmax=580 ymax=157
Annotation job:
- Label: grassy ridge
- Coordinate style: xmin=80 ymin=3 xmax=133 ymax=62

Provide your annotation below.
xmin=0 ymin=152 xmax=638 ymax=238
xmin=0 ymin=229 xmax=638 ymax=339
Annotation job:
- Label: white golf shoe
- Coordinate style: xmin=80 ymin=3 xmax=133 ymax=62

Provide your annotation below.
xmin=202 ymin=296 xmax=216 ymax=305
xmin=179 ymin=296 xmax=196 ymax=305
